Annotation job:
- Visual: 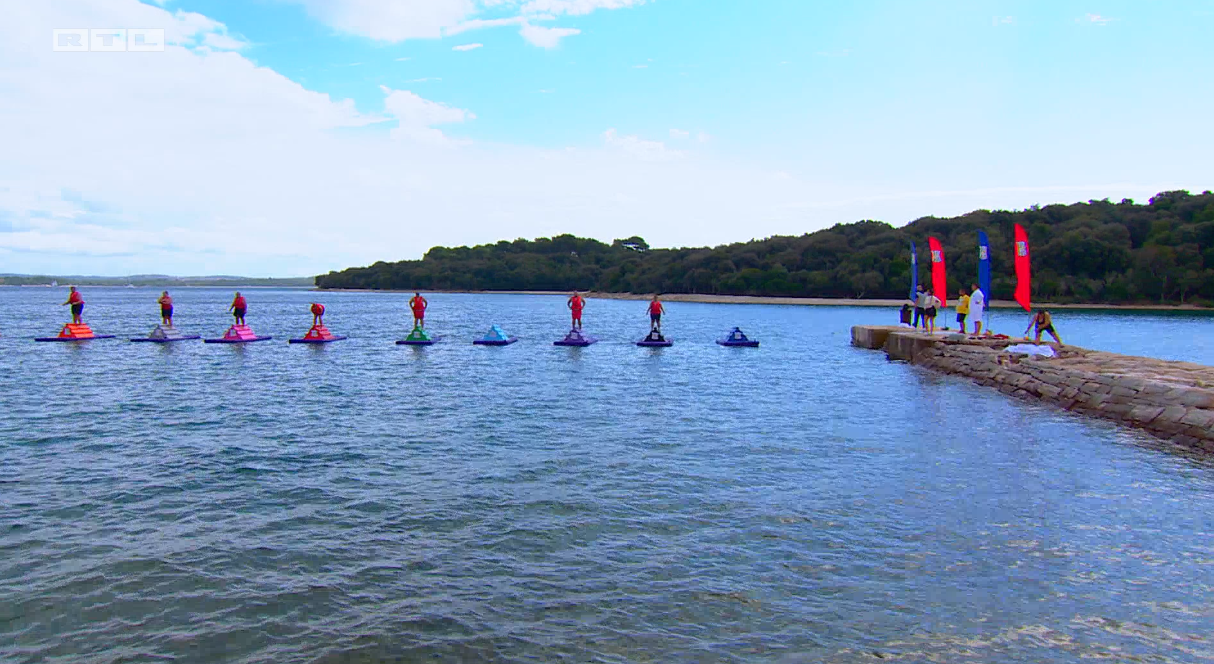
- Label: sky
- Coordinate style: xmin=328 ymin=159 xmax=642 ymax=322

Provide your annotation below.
xmin=1 ymin=0 xmax=1212 ymax=277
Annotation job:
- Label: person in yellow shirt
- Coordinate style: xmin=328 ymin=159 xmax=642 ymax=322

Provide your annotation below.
xmin=955 ymin=287 xmax=971 ymax=333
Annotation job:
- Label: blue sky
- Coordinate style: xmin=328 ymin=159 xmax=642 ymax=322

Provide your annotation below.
xmin=0 ymin=0 xmax=1211 ymax=276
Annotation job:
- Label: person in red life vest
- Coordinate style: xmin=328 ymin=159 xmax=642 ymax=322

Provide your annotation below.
xmin=62 ymin=286 xmax=84 ymax=324
xmin=567 ymin=291 xmax=585 ymax=330
xmin=228 ymin=292 xmax=247 ymax=325
xmin=310 ymin=302 xmax=325 ymax=326
xmin=158 ymin=291 xmax=174 ymax=325
xmin=408 ymin=292 xmax=428 ymax=328
xmin=648 ymin=294 xmax=666 ymax=333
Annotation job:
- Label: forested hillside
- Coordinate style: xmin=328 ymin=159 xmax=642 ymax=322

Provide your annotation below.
xmin=316 ymin=190 xmax=1214 ymax=305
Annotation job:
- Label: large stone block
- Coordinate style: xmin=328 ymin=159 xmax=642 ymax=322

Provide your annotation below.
xmin=1180 ymin=409 xmax=1214 ymax=430
xmin=1127 ymin=405 xmax=1165 ymax=424
xmin=1178 ymin=389 xmax=1214 ymax=409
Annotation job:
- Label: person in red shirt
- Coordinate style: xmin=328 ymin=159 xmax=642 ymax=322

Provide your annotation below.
xmin=158 ymin=291 xmax=174 ymax=325
xmin=62 ymin=286 xmax=84 ymax=324
xmin=409 ymin=292 xmax=428 ymax=328
xmin=567 ymin=291 xmax=585 ymax=330
xmin=228 ymin=292 xmax=247 ymax=325
xmin=310 ymin=302 xmax=325 ymax=326
xmin=648 ymin=294 xmax=666 ymax=333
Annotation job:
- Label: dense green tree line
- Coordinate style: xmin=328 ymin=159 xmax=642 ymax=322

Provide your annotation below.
xmin=316 ymin=190 xmax=1214 ymax=305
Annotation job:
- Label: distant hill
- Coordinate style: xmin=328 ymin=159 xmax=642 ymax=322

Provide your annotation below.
xmin=315 ymin=190 xmax=1214 ymax=306
xmin=0 ymin=274 xmax=314 ymax=288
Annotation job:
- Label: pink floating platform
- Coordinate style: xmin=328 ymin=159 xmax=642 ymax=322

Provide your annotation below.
xmin=204 ymin=324 xmax=272 ymax=344
xmin=35 ymin=323 xmax=115 ymax=342
xmin=288 ymin=324 xmax=347 ymax=344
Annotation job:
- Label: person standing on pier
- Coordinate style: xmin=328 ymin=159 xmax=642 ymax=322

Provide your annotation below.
xmin=1025 ymin=310 xmax=1062 ymax=345
xmin=228 ymin=292 xmax=247 ymax=325
xmin=567 ymin=291 xmax=585 ymax=330
xmin=409 ymin=292 xmax=428 ymax=329
xmin=955 ymin=287 xmax=970 ymax=334
xmin=158 ymin=291 xmax=173 ymax=325
xmin=969 ymin=283 xmax=986 ymax=336
xmin=913 ymin=284 xmax=928 ymax=329
xmin=62 ymin=286 xmax=84 ymax=324
xmin=924 ymin=293 xmax=939 ymax=333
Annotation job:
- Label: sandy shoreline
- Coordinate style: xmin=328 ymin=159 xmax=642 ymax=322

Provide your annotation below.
xmin=312 ymin=289 xmax=1210 ymax=312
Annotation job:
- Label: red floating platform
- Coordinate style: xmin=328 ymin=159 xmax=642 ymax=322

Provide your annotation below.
xmin=288 ymin=324 xmax=347 ymax=344
xmin=35 ymin=323 xmax=116 ymax=342
xmin=204 ymin=324 xmax=272 ymax=344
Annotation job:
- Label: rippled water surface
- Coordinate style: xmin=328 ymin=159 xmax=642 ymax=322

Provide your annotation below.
xmin=2 ymin=288 xmax=1214 ymax=663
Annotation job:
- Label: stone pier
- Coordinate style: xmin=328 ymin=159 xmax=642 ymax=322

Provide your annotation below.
xmin=852 ymin=325 xmax=1214 ymax=452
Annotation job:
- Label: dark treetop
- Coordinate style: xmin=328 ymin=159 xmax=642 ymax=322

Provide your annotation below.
xmin=316 ymin=190 xmax=1214 ymax=306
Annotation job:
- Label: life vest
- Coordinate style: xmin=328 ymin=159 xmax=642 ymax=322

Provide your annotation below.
xmin=311 ymin=303 xmax=325 ymax=316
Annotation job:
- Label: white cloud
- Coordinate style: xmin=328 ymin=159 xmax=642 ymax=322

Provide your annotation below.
xmin=669 ymin=129 xmax=689 ymax=139
xmin=453 ymin=42 xmax=483 ymax=51
xmin=379 ymin=86 xmax=475 ymax=143
xmin=519 ymin=22 xmax=580 ymax=48
xmin=1080 ymin=13 xmax=1114 ymax=25
xmin=202 ymin=31 xmax=249 ymax=51
xmin=407 ymin=77 xmax=442 ymax=82
xmin=395 ymin=56 xmax=412 ymax=61
xmin=633 ymin=64 xmax=647 ymax=69
xmin=538 ymin=89 xmax=555 ymax=93
xmin=992 ymin=15 xmax=1015 ymax=26
xmin=446 ymin=16 xmax=526 ymax=36
xmin=603 ymin=129 xmax=683 ymax=161
xmin=521 ymin=0 xmax=646 ymax=16
xmin=816 ymin=49 xmax=851 ymax=58
xmin=696 ymin=131 xmax=710 ymax=143
xmin=294 ymin=0 xmax=477 ymax=41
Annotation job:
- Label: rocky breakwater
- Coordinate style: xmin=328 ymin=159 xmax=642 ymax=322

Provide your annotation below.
xmin=851 ymin=326 xmax=1214 ymax=452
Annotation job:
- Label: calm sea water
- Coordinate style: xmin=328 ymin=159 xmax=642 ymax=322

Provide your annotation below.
xmin=2 ymin=287 xmax=1213 ymax=663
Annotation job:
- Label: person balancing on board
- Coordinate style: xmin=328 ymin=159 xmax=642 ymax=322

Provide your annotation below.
xmin=409 ymin=292 xmax=428 ymax=329
xmin=158 ymin=291 xmax=174 ymax=326
xmin=648 ymin=294 xmax=666 ymax=333
xmin=62 ymin=286 xmax=84 ymax=324
xmin=567 ymin=291 xmax=585 ymax=330
xmin=228 ymin=291 xmax=247 ymax=325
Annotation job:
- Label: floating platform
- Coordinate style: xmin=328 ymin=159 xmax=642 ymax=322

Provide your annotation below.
xmin=35 ymin=323 xmax=115 ymax=342
xmin=397 ymin=325 xmax=438 ymax=346
xmin=204 ymin=324 xmax=272 ymax=344
xmin=131 ymin=324 xmax=200 ymax=343
xmin=637 ymin=331 xmax=673 ymax=347
xmin=717 ymin=327 xmax=759 ymax=347
xmin=473 ymin=325 xmax=517 ymax=346
xmin=554 ymin=329 xmax=597 ymax=347
xmin=851 ymin=325 xmax=1214 ymax=453
xmin=288 ymin=323 xmax=347 ymax=344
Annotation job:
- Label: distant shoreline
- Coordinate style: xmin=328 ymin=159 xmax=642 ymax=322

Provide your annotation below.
xmin=312 ymin=289 xmax=1212 ymax=312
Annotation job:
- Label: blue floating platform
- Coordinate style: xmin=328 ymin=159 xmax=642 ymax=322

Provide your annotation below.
xmin=204 ymin=336 xmax=272 ymax=344
xmin=716 ymin=327 xmax=759 ymax=347
xmin=397 ymin=338 xmax=439 ymax=346
xmin=636 ymin=331 xmax=672 ymax=347
xmin=474 ymin=324 xmax=517 ymax=346
xmin=554 ymin=329 xmax=597 ymax=347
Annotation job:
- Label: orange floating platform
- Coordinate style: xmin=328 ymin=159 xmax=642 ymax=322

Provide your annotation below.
xmin=288 ymin=324 xmax=347 ymax=344
xmin=204 ymin=324 xmax=272 ymax=344
xmin=35 ymin=323 xmax=115 ymax=342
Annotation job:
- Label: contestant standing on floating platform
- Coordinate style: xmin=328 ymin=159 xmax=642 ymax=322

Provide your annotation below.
xmin=409 ymin=292 xmax=428 ymax=328
xmin=62 ymin=286 xmax=84 ymax=324
xmin=969 ymin=283 xmax=986 ymax=335
xmin=568 ymin=291 xmax=585 ymax=330
xmin=955 ymin=287 xmax=970 ymax=334
xmin=158 ymin=291 xmax=174 ymax=325
xmin=1025 ymin=310 xmax=1062 ymax=345
xmin=228 ymin=292 xmax=247 ymax=325
xmin=648 ymin=294 xmax=666 ymax=333
xmin=311 ymin=302 xmax=325 ymax=325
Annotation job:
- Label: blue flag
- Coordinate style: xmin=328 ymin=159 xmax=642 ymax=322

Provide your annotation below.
xmin=909 ymin=241 xmax=918 ymax=301
xmin=977 ymin=231 xmax=991 ymax=301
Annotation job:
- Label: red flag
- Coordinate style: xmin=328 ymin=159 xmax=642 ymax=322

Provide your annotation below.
xmin=927 ymin=237 xmax=947 ymax=307
xmin=1014 ymin=224 xmax=1031 ymax=311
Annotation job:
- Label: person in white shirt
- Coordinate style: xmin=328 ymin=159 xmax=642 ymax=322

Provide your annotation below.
xmin=969 ymin=283 xmax=986 ymax=335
